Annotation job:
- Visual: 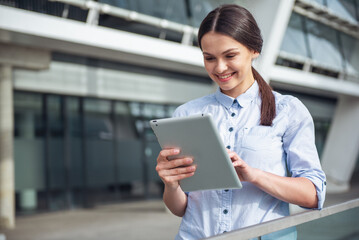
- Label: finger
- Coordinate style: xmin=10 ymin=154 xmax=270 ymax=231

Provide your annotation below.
xmin=228 ymin=151 xmax=239 ymax=161
xmin=167 ymin=157 xmax=193 ymax=169
xmin=156 ymin=157 xmax=193 ymax=173
xmin=161 ymin=165 xmax=196 ymax=177
xmin=232 ymin=159 xmax=247 ymax=169
xmin=232 ymin=160 xmax=241 ymax=167
xmin=157 ymin=148 xmax=180 ymax=162
xmin=164 ymin=172 xmax=195 ymax=183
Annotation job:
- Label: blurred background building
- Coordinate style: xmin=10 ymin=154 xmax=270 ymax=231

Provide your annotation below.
xmin=0 ymin=0 xmax=358 ymax=229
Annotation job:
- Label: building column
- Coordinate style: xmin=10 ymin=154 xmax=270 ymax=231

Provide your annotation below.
xmin=321 ymin=95 xmax=359 ymax=193
xmin=238 ymin=0 xmax=295 ymax=82
xmin=0 ymin=43 xmax=50 ymax=229
xmin=0 ymin=64 xmax=15 ymax=229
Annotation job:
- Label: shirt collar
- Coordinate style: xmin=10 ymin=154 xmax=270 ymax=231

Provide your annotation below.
xmin=215 ymin=81 xmax=259 ymax=109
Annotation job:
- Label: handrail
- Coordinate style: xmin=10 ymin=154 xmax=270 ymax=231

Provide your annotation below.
xmin=294 ymin=0 xmax=359 ymax=40
xmin=205 ymin=198 xmax=359 ymax=240
xmin=49 ymin=0 xmax=198 ymax=45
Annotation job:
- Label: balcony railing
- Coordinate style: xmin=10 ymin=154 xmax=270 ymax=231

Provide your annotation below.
xmin=50 ymin=0 xmax=199 ymax=45
xmin=205 ymin=198 xmax=359 ymax=240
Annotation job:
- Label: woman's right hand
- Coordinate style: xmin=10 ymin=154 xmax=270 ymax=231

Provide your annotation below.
xmin=156 ymin=148 xmax=196 ymax=190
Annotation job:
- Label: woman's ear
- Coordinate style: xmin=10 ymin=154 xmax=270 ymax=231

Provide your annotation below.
xmin=252 ymin=51 xmax=260 ymax=60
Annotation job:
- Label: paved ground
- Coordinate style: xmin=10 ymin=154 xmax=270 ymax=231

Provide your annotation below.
xmin=0 ymin=200 xmax=181 ymax=240
xmin=1 ymin=183 xmax=359 ymax=240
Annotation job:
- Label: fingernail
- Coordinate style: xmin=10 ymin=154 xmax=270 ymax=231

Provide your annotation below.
xmin=189 ymin=166 xmax=195 ymax=171
xmin=173 ymin=149 xmax=180 ymax=154
xmin=186 ymin=158 xmax=193 ymax=163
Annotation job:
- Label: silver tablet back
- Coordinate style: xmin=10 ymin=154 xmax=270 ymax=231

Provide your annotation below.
xmin=150 ymin=114 xmax=242 ymax=192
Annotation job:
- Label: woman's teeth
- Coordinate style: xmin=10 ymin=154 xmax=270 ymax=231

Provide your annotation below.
xmin=218 ymin=73 xmax=233 ymax=79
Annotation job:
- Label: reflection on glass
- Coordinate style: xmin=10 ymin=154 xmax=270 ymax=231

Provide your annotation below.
xmin=14 ymin=92 xmax=44 ymax=211
xmin=47 ymin=95 xmax=65 ymax=191
xmin=47 ymin=95 xmax=67 ymax=209
xmin=327 ymin=0 xmax=358 ymax=24
xmin=340 ymin=32 xmax=359 ymax=78
xmin=308 ymin=0 xmax=324 ymax=5
xmin=280 ymin=13 xmax=309 ymax=59
xmin=305 ymin=18 xmax=344 ymax=71
xmin=188 ymin=0 xmax=214 ymax=27
xmin=84 ymin=99 xmax=115 ymax=191
xmin=297 ymin=207 xmax=359 ymax=239
xmin=115 ymin=102 xmax=144 ymax=198
xmin=66 ymin=97 xmax=83 ymax=206
xmin=99 ymin=0 xmax=187 ymax=24
xmin=13 ymin=90 xmax=181 ymax=211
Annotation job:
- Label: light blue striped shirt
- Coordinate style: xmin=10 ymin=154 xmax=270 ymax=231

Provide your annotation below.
xmin=173 ymin=81 xmax=326 ymax=240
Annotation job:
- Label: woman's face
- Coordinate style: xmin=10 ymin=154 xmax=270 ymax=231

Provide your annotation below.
xmin=201 ymin=31 xmax=259 ymax=98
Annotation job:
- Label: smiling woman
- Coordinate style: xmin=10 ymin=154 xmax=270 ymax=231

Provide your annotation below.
xmin=154 ymin=4 xmax=326 ymax=240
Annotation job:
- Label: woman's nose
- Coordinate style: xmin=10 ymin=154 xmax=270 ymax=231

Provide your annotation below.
xmin=214 ymin=60 xmax=228 ymax=73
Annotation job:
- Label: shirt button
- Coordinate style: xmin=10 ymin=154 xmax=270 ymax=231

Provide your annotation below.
xmin=231 ymin=112 xmax=235 ymax=117
xmin=223 ymin=209 xmax=228 ymax=214
xmin=229 ymin=127 xmax=233 ymax=132
xmin=224 ymin=189 xmax=229 ymax=192
xmin=223 ymin=231 xmax=227 ymax=233
xmin=226 ymin=145 xmax=231 ymax=149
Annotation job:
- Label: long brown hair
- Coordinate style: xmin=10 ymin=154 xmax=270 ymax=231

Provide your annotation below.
xmin=198 ymin=4 xmax=276 ymax=126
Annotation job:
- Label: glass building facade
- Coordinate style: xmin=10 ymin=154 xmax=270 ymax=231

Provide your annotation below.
xmin=14 ymin=89 xmax=179 ymax=212
xmin=277 ymin=10 xmax=359 ymax=81
xmin=1 ymin=0 xmax=358 ymax=216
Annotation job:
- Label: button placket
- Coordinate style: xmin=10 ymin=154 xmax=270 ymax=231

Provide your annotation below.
xmin=219 ymin=189 xmax=232 ymax=233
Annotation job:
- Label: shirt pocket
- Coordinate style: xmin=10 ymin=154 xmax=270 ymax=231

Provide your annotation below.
xmin=241 ymin=126 xmax=277 ymax=151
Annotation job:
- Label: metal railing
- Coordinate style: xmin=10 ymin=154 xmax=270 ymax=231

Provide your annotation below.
xmin=294 ymin=0 xmax=359 ymax=40
xmin=49 ymin=0 xmax=198 ymax=45
xmin=205 ymin=198 xmax=359 ymax=240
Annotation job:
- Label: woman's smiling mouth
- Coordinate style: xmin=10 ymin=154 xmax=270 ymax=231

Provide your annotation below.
xmin=217 ymin=72 xmax=236 ymax=82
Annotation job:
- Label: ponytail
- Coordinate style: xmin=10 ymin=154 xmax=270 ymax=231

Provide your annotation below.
xmin=252 ymin=67 xmax=276 ymax=126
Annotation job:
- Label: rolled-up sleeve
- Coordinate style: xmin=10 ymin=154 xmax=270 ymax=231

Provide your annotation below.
xmin=283 ymin=98 xmax=327 ymax=209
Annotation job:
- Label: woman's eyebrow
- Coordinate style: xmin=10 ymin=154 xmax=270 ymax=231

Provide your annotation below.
xmin=223 ymin=48 xmax=239 ymax=54
xmin=202 ymin=48 xmax=239 ymax=56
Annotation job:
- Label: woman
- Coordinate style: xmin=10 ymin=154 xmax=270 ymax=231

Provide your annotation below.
xmin=155 ymin=4 xmax=326 ymax=240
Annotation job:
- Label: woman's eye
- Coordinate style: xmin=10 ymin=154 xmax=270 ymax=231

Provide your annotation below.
xmin=205 ymin=57 xmax=215 ymax=61
xmin=226 ymin=55 xmax=236 ymax=59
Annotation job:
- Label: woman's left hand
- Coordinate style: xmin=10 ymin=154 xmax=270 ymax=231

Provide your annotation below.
xmin=227 ymin=150 xmax=258 ymax=183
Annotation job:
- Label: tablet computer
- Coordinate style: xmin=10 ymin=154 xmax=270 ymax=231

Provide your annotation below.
xmin=150 ymin=114 xmax=242 ymax=192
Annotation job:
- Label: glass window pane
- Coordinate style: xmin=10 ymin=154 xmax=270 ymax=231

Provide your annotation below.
xmin=297 ymin=207 xmax=359 ymax=239
xmin=115 ymin=102 xmax=136 ymax=139
xmin=115 ymin=101 xmax=144 ymax=197
xmin=279 ymin=13 xmax=309 ymax=58
xmin=305 ymin=18 xmax=344 ymax=71
xmin=189 ymin=0 xmax=215 ymax=27
xmin=340 ymin=32 xmax=359 ymax=78
xmin=327 ymin=0 xmax=358 ymax=24
xmin=100 ymin=0 xmax=187 ymax=24
xmin=84 ymin=99 xmax=115 ymax=189
xmin=47 ymin=95 xmax=66 ymax=191
xmin=143 ymin=103 xmax=166 ymax=119
xmin=117 ymin=139 xmax=143 ymax=196
xmin=307 ymin=0 xmax=325 ymax=5
xmin=166 ymin=105 xmax=178 ymax=117
xmin=14 ymin=92 xmax=45 ymax=211
xmin=66 ymin=97 xmax=84 ymax=206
